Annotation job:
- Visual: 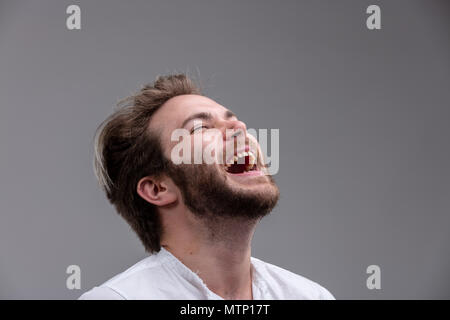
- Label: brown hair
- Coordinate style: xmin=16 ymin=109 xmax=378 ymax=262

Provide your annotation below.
xmin=93 ymin=74 xmax=201 ymax=253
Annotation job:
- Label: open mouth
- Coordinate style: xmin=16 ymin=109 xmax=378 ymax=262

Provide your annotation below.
xmin=224 ymin=151 xmax=258 ymax=174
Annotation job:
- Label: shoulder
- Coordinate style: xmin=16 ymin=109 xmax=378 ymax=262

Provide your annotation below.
xmin=78 ymin=252 xmax=176 ymax=300
xmin=78 ymin=286 xmax=125 ymax=300
xmin=251 ymin=257 xmax=335 ymax=300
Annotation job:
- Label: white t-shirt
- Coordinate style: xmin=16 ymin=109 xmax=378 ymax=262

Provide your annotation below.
xmin=78 ymin=247 xmax=335 ymax=300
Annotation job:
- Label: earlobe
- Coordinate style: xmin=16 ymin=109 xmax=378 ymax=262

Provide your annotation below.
xmin=137 ymin=176 xmax=177 ymax=207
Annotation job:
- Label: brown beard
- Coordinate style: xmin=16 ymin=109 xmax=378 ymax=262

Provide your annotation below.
xmin=165 ymin=161 xmax=280 ymax=222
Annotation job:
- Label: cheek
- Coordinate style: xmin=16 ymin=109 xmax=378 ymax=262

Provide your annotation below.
xmin=192 ymin=132 xmax=224 ymax=164
xmin=203 ymin=133 xmax=224 ymax=159
xmin=169 ymin=131 xmax=225 ymax=165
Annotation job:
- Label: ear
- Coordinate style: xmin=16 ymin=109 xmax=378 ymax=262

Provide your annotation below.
xmin=136 ymin=175 xmax=177 ymax=207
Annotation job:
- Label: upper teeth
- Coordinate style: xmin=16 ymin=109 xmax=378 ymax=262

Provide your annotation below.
xmin=225 ymin=151 xmax=256 ymax=166
xmin=246 ymin=151 xmax=257 ymax=163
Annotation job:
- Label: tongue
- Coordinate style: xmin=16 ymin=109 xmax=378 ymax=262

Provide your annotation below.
xmin=227 ymin=163 xmax=247 ymax=174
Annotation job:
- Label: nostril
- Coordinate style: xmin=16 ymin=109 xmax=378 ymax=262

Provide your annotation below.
xmin=231 ymin=129 xmax=243 ymax=138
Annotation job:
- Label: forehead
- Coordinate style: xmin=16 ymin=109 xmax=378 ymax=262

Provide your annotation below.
xmin=149 ymin=94 xmax=228 ymax=133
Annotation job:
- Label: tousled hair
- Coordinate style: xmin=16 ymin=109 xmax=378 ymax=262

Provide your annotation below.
xmin=93 ymin=74 xmax=201 ymax=253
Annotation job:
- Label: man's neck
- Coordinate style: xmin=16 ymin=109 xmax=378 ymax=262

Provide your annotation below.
xmin=161 ymin=214 xmax=258 ymax=300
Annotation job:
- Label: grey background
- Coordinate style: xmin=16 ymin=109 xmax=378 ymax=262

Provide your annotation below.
xmin=0 ymin=0 xmax=449 ymax=299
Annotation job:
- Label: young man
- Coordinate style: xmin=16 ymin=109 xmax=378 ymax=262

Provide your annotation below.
xmin=79 ymin=74 xmax=334 ymax=300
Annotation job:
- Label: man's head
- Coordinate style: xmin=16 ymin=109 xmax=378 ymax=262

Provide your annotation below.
xmin=94 ymin=74 xmax=279 ymax=253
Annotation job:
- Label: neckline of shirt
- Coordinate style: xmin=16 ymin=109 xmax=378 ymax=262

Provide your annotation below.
xmin=156 ymin=247 xmax=268 ymax=300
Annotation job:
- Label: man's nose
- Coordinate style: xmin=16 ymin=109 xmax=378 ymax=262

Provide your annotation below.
xmin=220 ymin=119 xmax=247 ymax=141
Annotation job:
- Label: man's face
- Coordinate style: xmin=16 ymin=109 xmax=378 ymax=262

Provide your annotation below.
xmin=149 ymin=94 xmax=279 ymax=220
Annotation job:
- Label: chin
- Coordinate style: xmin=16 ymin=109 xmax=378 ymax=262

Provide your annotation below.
xmin=222 ymin=167 xmax=279 ymax=198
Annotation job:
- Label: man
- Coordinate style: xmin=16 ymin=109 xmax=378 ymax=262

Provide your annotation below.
xmin=79 ymin=74 xmax=334 ymax=300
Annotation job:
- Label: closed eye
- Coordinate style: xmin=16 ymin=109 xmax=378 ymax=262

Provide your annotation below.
xmin=190 ymin=125 xmax=209 ymax=134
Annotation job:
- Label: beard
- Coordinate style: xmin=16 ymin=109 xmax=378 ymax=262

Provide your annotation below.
xmin=165 ymin=160 xmax=280 ymax=223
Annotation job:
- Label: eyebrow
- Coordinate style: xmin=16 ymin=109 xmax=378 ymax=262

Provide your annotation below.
xmin=225 ymin=110 xmax=236 ymax=119
xmin=181 ymin=110 xmax=236 ymax=128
